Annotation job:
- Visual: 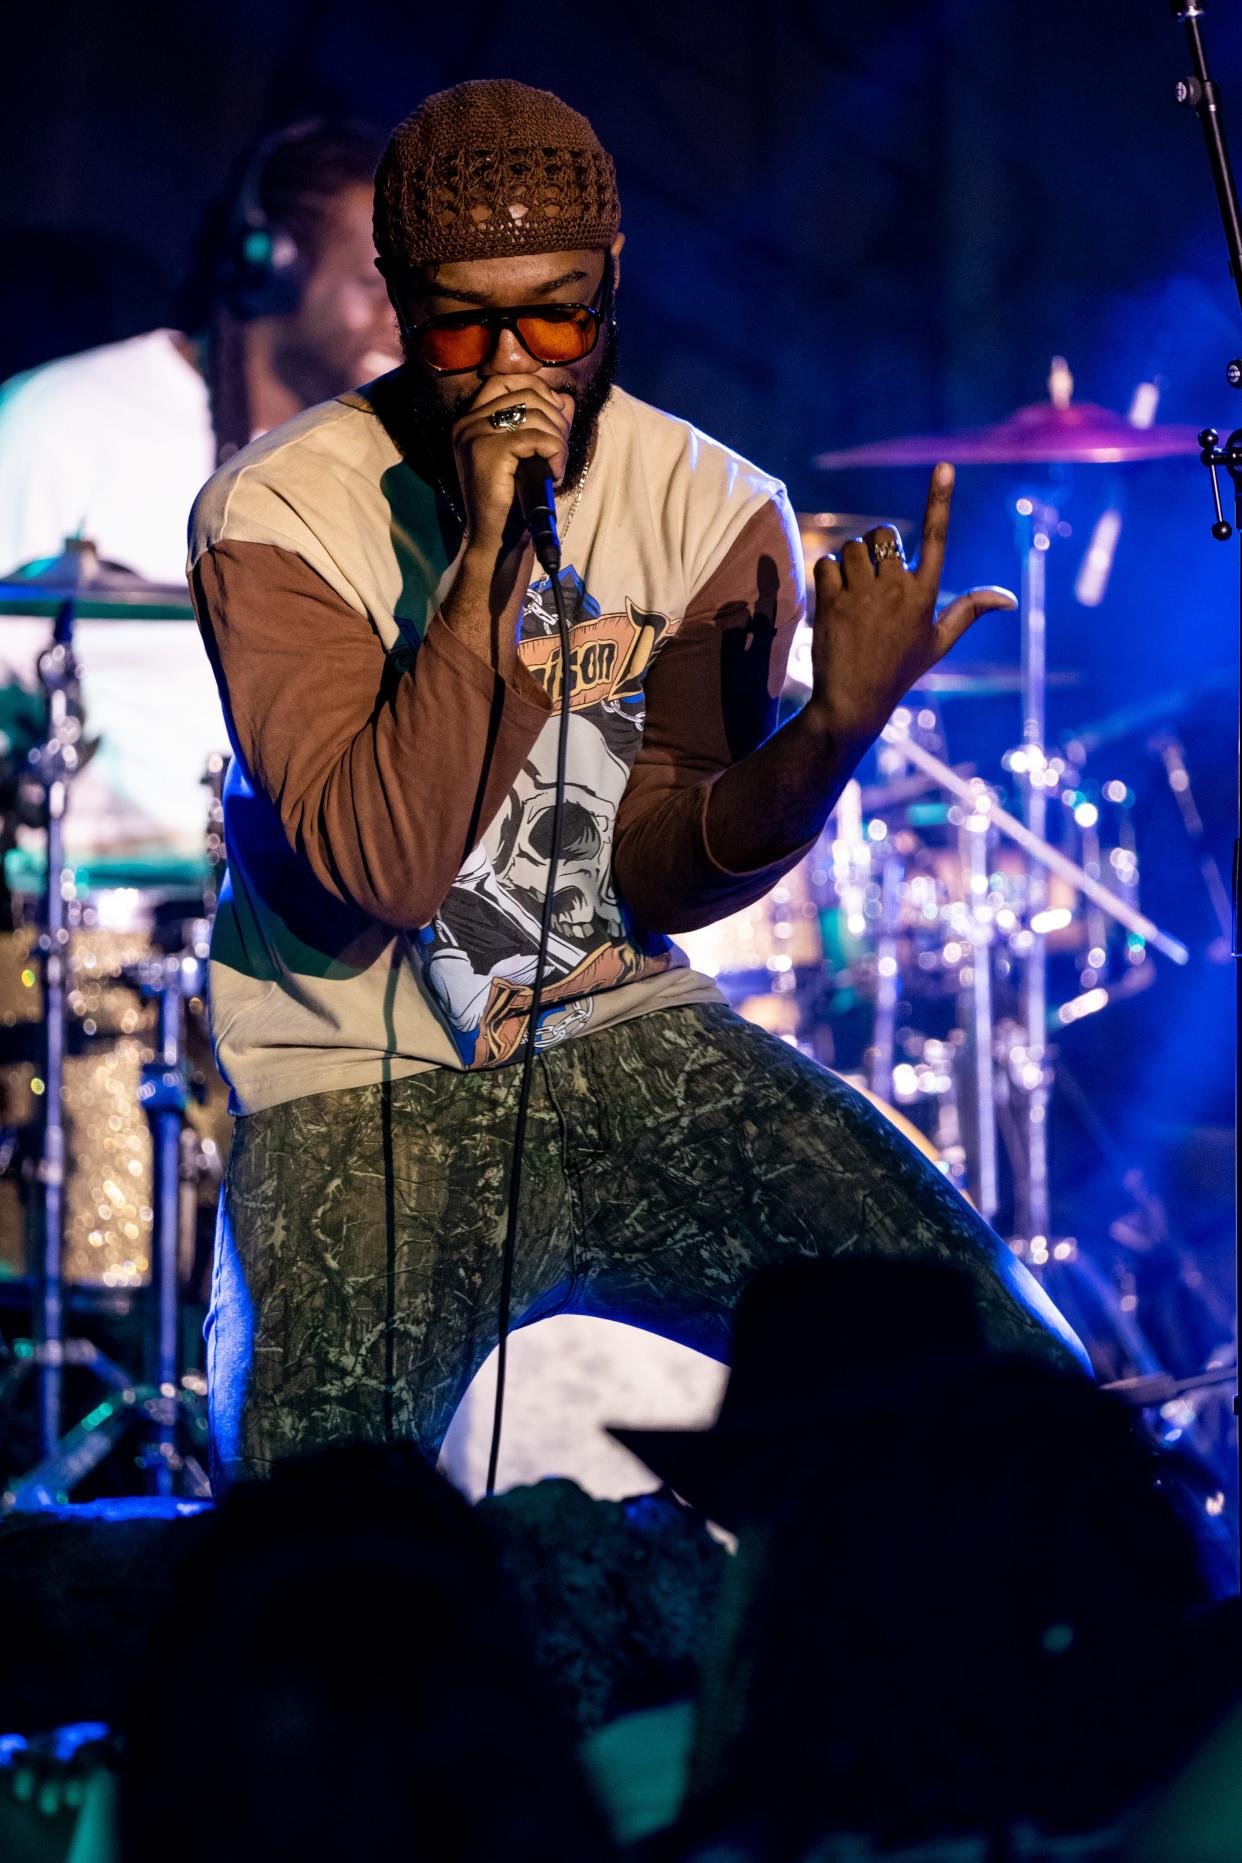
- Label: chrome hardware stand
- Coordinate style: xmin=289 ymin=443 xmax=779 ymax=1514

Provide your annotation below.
xmin=133 ymin=950 xmax=203 ymax=1495
xmin=6 ymin=615 xmax=211 ymax=1501
xmin=2 ymin=1378 xmax=210 ymax=1512
xmin=880 ymin=722 xmax=1190 ymax=960
xmin=1170 ymin=0 xmax=1242 ymax=1565
xmin=882 ymin=718 xmax=1188 ymax=1266
xmin=1014 ymin=492 xmax=1057 ymax=1247
xmin=0 ymin=592 xmax=169 ymax=1501
xmin=28 ymin=600 xmax=84 ymax=1453
xmin=958 ymin=802 xmax=1000 ymax=1220
xmin=0 ymin=946 xmax=212 ymax=1508
xmin=867 ymin=851 xmax=903 ymax=1104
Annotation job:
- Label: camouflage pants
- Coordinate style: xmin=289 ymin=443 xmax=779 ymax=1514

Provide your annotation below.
xmin=207 ymin=1003 xmax=1082 ymax=1488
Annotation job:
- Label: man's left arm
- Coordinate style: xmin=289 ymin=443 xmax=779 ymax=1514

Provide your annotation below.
xmin=612 ymin=493 xmax=816 ymax=937
xmin=614 ymin=465 xmax=1016 ymax=937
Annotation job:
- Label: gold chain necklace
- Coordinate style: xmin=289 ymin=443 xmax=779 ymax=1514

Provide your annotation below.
xmin=435 ymin=442 xmax=593 ymax=553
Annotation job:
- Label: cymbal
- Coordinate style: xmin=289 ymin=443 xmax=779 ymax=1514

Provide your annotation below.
xmin=797 ymin=511 xmax=916 ymax=551
xmin=0 ymin=540 xmax=194 ymax=620
xmin=783 ymin=636 xmax=1079 ymax=704
xmin=815 ymin=401 xmax=1202 ymax=469
xmin=797 ymin=513 xmax=917 ymax=591
xmin=912 ymin=665 xmax=1082 ymax=697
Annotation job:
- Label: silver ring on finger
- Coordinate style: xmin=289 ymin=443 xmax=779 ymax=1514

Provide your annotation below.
xmin=870 ymin=534 xmax=905 ymax=566
xmin=488 ymin=402 xmax=528 ymax=432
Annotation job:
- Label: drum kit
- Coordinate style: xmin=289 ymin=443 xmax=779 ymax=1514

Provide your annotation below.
xmin=0 ymin=539 xmax=226 ymax=1506
xmin=0 ymin=359 xmax=1229 ymax=1504
xmin=686 ymin=359 xmax=1233 ymax=1417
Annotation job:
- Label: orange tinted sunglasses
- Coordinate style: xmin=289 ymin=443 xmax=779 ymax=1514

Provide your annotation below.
xmin=410 ymin=260 xmax=612 ymax=376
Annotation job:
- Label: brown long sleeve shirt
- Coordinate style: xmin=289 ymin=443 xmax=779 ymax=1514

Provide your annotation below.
xmin=188 ymin=380 xmax=805 ymax=1111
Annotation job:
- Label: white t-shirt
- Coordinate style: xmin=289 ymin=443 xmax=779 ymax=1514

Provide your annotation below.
xmin=0 ymin=330 xmax=228 ymax=877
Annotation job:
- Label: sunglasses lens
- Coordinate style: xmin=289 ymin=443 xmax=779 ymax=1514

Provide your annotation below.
xmin=415 ymin=305 xmax=600 ymax=373
xmin=417 ymin=321 xmax=493 ymax=373
xmin=516 ymin=309 xmax=598 ymax=364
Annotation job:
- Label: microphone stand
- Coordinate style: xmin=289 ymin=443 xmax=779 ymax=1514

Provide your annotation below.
xmin=1170 ymin=0 xmax=1242 ymax=1572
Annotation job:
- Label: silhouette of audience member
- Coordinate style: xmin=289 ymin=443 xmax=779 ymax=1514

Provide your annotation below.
xmin=481 ymin=1479 xmax=727 ymax=1734
xmin=610 ymin=1255 xmax=992 ymax=1535
xmin=615 ymin=1260 xmax=1217 ymax=1859
xmin=117 ymin=1442 xmax=617 ymax=1863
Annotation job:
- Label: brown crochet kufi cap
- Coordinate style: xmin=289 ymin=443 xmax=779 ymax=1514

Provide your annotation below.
xmin=375 ymin=78 xmax=620 ymax=269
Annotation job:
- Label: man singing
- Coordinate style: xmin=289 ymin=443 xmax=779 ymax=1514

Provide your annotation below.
xmin=190 ymin=79 xmax=1083 ymax=1486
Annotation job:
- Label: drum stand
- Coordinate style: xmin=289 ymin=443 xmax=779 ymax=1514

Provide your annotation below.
xmin=867 ymin=850 xmax=904 ymax=1106
xmin=1013 ymin=492 xmax=1057 ymax=1248
xmin=885 ymin=468 xmax=1190 ymax=1255
xmin=133 ymin=948 xmax=207 ymax=1496
xmin=880 ymin=719 xmax=1190 ymax=1235
xmin=1170 ymin=0 xmax=1242 ymax=1563
xmin=30 ymin=597 xmax=87 ymax=1455
xmin=0 ymin=599 xmax=208 ymax=1508
xmin=958 ymin=792 xmax=1000 ymax=1220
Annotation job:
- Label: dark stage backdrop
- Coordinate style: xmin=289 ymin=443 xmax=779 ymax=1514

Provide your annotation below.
xmin=4 ymin=4 xmax=1240 ymax=510
xmin=1 ymin=0 xmax=1239 ymax=1252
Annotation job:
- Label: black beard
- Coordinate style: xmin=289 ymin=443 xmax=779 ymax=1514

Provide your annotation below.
xmin=396 ymin=316 xmax=619 ymax=503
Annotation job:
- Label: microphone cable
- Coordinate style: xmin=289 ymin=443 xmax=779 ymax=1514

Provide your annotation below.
xmin=485 ymin=459 xmax=572 ymax=1496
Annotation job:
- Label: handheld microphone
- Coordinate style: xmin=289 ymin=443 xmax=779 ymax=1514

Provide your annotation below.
xmin=514 ymin=455 xmax=561 ymax=574
xmin=486 ymin=450 xmax=572 ymax=1498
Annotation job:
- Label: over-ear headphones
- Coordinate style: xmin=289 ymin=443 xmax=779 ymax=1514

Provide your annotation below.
xmin=220 ymin=118 xmax=328 ymax=320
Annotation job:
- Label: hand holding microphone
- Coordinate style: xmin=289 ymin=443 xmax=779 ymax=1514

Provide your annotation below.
xmin=513 ymin=454 xmax=560 ymax=572
xmin=438 ymin=373 xmax=568 ymax=688
xmin=450 ymin=373 xmax=570 ymax=568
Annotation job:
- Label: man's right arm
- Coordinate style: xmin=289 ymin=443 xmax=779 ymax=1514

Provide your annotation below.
xmin=191 ymin=361 xmax=575 ymax=927
xmin=191 ymin=538 xmax=551 ymax=928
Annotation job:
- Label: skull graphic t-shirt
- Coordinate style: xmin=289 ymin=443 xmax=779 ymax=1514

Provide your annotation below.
xmin=417 ymin=568 xmax=684 ymax=1066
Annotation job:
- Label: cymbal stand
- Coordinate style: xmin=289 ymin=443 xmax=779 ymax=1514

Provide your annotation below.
xmin=867 ymin=849 xmax=904 ymax=1105
xmin=2 ymin=599 xmax=145 ymax=1496
xmin=957 ymin=796 xmax=1000 ymax=1221
xmin=132 ymin=947 xmax=203 ymax=1495
xmin=28 ymin=599 xmax=84 ymax=1454
xmin=1013 ymin=492 xmax=1057 ymax=1249
xmin=1170 ymin=0 xmax=1242 ymax=1565
xmin=0 ymin=608 xmax=210 ymax=1503
xmin=867 ymin=717 xmax=1001 ymax=1211
xmin=884 ymin=715 xmax=1188 ymax=1238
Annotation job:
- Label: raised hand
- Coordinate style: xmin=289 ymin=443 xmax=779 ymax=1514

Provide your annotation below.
xmin=807 ymin=463 xmax=1017 ymax=750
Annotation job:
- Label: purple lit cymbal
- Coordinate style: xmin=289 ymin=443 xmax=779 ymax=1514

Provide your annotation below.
xmin=815 ymin=401 xmax=1202 ymax=469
